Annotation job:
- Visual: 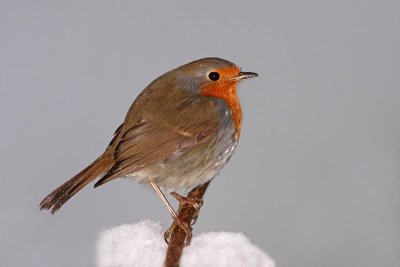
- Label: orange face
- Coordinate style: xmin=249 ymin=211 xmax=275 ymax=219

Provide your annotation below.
xmin=200 ymin=66 xmax=243 ymax=136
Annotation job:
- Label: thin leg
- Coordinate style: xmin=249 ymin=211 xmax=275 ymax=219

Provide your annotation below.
xmin=149 ymin=181 xmax=177 ymax=220
xmin=149 ymin=181 xmax=192 ymax=243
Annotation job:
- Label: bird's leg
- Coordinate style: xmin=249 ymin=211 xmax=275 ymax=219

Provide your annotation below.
xmin=149 ymin=181 xmax=192 ymax=243
xmin=171 ymin=192 xmax=203 ymax=225
xmin=150 ymin=181 xmax=177 ymax=219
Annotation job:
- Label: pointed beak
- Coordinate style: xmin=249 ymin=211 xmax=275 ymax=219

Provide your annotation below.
xmin=231 ymin=71 xmax=258 ymax=81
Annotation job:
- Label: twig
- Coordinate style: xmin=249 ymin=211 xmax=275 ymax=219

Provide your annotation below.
xmin=164 ymin=181 xmax=211 ymax=267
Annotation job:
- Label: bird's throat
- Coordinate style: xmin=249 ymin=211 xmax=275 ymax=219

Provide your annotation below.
xmin=201 ymin=82 xmax=242 ymax=136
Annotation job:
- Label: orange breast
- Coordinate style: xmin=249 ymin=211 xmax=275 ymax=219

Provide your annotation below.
xmin=201 ymin=80 xmax=242 ymax=136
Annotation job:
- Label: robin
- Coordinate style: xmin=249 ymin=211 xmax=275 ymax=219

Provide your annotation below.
xmin=40 ymin=57 xmax=258 ymax=237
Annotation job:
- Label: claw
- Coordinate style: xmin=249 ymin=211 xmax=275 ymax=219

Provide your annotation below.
xmin=171 ymin=192 xmax=203 ymax=225
xmin=164 ymin=225 xmax=173 ymax=244
xmin=163 ymin=219 xmax=193 ymax=246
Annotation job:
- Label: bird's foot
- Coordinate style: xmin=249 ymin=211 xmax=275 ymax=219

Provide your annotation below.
xmin=171 ymin=192 xmax=203 ymax=225
xmin=164 ymin=218 xmax=193 ymax=246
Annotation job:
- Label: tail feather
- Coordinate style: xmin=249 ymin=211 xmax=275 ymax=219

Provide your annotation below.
xmin=40 ymin=152 xmax=113 ymax=214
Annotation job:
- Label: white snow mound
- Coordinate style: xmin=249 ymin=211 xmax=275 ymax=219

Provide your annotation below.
xmin=97 ymin=220 xmax=274 ymax=267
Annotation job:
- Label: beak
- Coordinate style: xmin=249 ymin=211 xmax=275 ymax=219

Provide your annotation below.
xmin=231 ymin=71 xmax=258 ymax=81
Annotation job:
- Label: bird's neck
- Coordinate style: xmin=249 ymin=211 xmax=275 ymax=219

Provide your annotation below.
xmin=201 ymin=82 xmax=242 ymax=136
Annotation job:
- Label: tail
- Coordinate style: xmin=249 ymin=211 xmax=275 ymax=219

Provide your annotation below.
xmin=40 ymin=152 xmax=114 ymax=214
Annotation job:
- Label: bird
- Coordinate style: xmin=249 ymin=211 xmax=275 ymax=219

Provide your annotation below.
xmin=40 ymin=57 xmax=258 ymax=233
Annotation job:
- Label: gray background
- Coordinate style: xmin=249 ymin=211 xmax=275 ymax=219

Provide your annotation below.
xmin=1 ymin=1 xmax=399 ymax=266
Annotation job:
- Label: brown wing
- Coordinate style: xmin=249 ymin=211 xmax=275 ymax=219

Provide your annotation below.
xmin=94 ymin=99 xmax=219 ymax=187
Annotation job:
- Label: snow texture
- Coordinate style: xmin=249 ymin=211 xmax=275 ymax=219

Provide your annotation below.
xmin=97 ymin=220 xmax=274 ymax=267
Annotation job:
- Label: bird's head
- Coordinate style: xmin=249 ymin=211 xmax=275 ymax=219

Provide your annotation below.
xmin=172 ymin=57 xmax=258 ymax=96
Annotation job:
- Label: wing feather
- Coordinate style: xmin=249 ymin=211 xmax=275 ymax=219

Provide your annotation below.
xmin=94 ymin=98 xmax=219 ymax=187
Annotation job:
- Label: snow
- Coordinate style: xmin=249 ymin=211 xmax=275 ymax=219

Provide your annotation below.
xmin=97 ymin=220 xmax=275 ymax=267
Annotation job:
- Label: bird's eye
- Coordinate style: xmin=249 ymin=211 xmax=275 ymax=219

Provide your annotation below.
xmin=208 ymin=72 xmax=220 ymax=81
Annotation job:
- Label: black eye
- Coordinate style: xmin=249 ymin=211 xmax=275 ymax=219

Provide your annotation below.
xmin=208 ymin=72 xmax=220 ymax=81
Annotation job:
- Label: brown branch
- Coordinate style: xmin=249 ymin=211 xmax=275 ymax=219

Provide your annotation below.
xmin=164 ymin=181 xmax=211 ymax=267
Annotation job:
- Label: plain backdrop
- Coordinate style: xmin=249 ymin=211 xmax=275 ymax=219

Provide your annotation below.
xmin=1 ymin=1 xmax=399 ymax=266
